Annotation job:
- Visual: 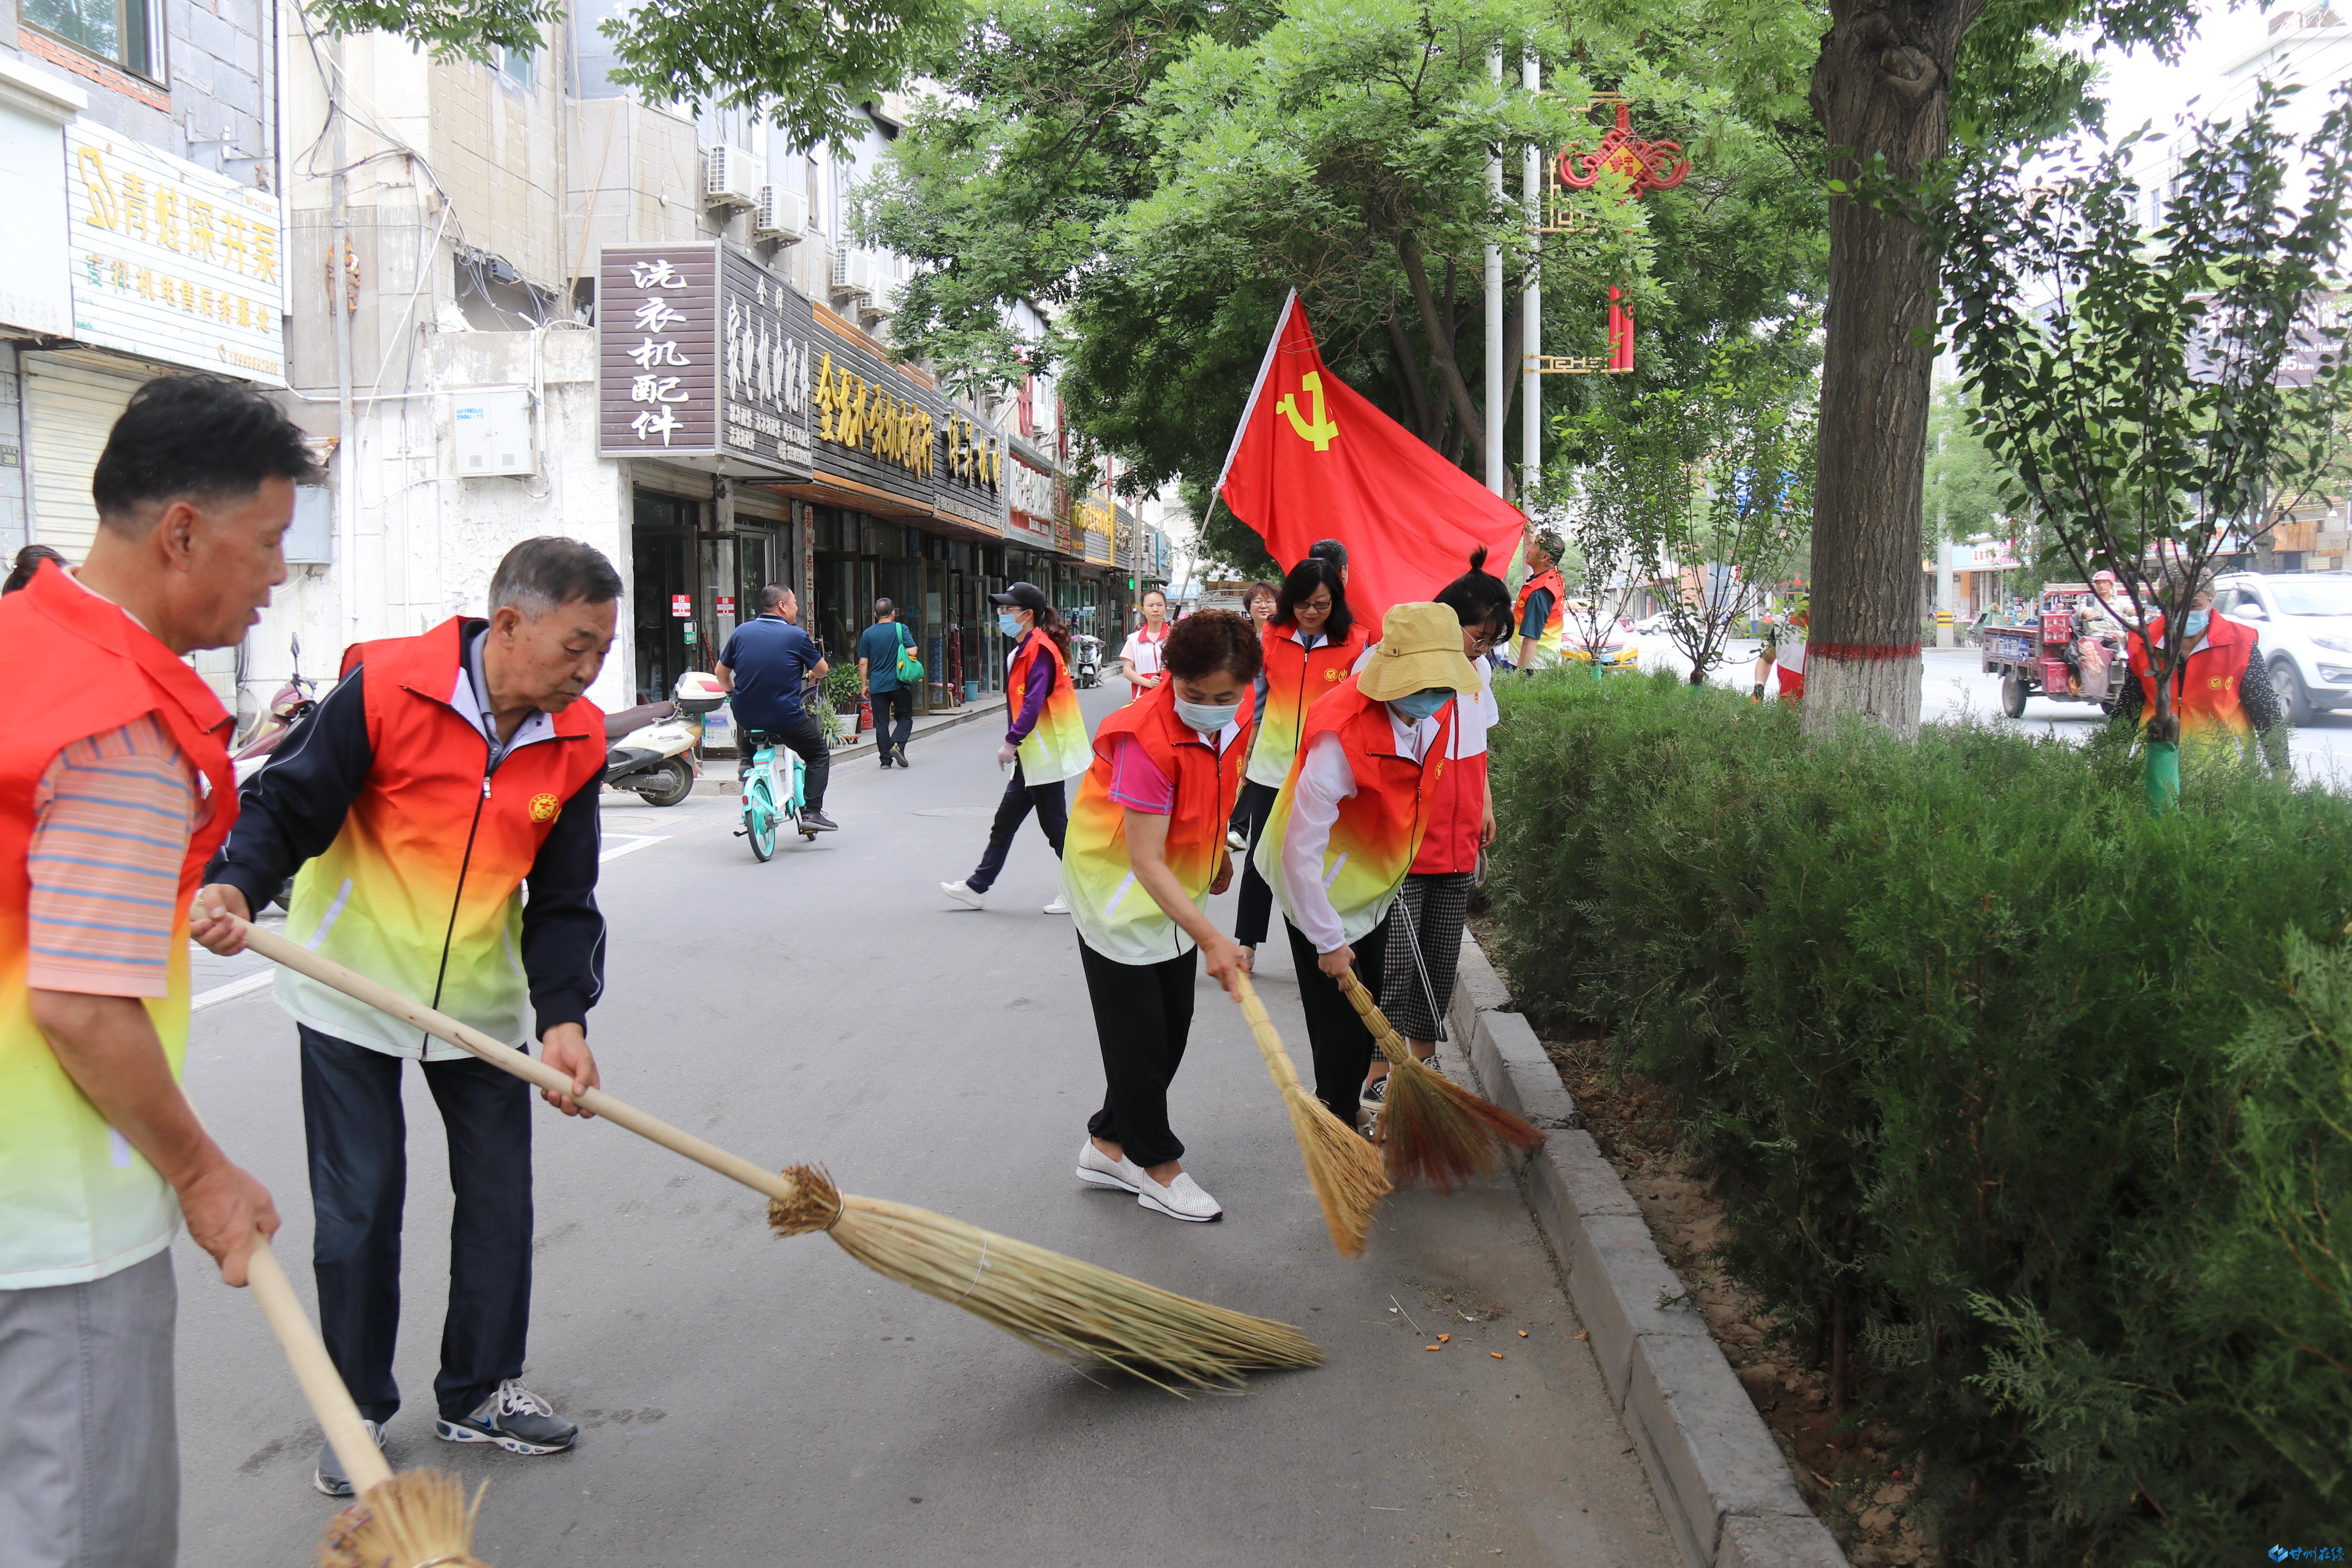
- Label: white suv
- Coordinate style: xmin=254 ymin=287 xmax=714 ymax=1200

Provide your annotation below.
xmin=2212 ymin=571 xmax=2352 ymax=726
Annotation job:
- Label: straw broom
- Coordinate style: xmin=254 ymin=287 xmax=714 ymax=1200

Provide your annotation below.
xmin=232 ymin=920 xmax=1319 ymax=1394
xmin=1230 ymin=970 xmax=1389 ymax=1258
xmin=240 ymin=1232 xmax=487 ymax=1568
xmin=1339 ymin=971 xmax=1546 ymax=1191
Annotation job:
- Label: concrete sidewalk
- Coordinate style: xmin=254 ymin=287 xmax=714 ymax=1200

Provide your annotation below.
xmin=170 ymin=685 xmax=1678 ymax=1567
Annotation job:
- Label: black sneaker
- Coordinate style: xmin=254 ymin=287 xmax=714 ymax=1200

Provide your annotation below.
xmin=894 ymin=750 xmax=910 ymax=767
xmin=314 ymin=1417 xmax=386 ymax=1497
xmin=1359 ymin=1073 xmax=1389 ymax=1142
xmin=801 ymin=808 xmax=840 ymax=832
xmin=435 ymin=1380 xmax=577 ymax=1456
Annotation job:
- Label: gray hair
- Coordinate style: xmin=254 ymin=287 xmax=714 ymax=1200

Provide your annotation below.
xmin=488 ymin=536 xmax=624 ymax=619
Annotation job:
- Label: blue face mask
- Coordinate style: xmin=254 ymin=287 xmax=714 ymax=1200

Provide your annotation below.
xmin=1390 ymin=689 xmax=1452 ymax=724
xmin=2182 ymin=608 xmax=2212 ymax=641
xmin=998 ymin=610 xmax=1024 ymax=638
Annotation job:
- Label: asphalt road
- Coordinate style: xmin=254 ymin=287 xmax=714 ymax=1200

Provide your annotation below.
xmin=171 ymin=687 xmax=1678 ymax=1567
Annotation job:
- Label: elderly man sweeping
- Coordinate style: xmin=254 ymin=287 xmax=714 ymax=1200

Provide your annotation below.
xmin=193 ymin=536 xmax=619 ymax=1496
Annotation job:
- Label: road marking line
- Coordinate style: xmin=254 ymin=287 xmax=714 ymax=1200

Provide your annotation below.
xmin=599 ymin=834 xmax=671 ymax=864
xmin=193 ymin=969 xmax=274 ymax=1011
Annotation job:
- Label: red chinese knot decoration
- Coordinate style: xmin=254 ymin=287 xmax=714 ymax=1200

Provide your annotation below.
xmin=1556 ymin=102 xmax=1690 ymax=200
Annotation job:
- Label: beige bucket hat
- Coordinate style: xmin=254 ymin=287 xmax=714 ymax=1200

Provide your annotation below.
xmin=1358 ymin=602 xmax=1484 ymax=702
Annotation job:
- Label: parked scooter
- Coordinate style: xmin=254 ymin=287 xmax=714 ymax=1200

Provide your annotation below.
xmin=605 ymin=670 xmax=727 ymax=806
xmin=1072 ymin=633 xmax=1104 ymax=690
xmin=231 ymin=672 xmax=320 ymax=788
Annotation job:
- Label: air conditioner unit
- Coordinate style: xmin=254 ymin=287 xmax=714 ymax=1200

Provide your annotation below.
xmin=704 ymin=145 xmax=759 ymax=209
xmin=751 ymin=185 xmax=807 ymax=243
xmin=828 ymin=245 xmax=869 ymax=304
xmin=860 ymin=274 xmax=901 ymax=323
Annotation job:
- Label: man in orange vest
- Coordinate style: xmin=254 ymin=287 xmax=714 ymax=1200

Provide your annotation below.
xmin=1512 ymin=528 xmax=1566 ymax=671
xmin=0 ymin=375 xmax=313 ymax=1567
xmin=194 ymin=537 xmax=618 ymax=1495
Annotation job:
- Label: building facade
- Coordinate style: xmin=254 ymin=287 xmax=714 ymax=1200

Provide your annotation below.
xmin=0 ymin=0 xmax=1137 ymax=737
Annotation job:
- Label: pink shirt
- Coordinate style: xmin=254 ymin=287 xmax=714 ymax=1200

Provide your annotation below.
xmin=27 ymin=714 xmax=204 ymax=997
xmin=1108 ymin=737 xmax=1175 ymax=814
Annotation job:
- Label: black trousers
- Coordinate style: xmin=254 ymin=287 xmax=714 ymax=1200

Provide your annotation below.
xmin=1231 ymin=780 xmax=1280 ymax=948
xmin=873 ymin=686 xmax=915 ymax=760
xmin=968 ymin=759 xmax=1066 ymax=892
xmin=1079 ymin=938 xmax=1198 ymax=1171
xmin=744 ymin=716 xmax=829 ymax=810
xmin=1285 ymin=911 xmax=1393 ymax=1122
xmin=300 ymin=1025 xmax=534 ymax=1423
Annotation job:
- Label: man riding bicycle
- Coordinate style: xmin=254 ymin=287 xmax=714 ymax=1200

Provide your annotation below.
xmin=716 ymin=585 xmax=837 ymax=833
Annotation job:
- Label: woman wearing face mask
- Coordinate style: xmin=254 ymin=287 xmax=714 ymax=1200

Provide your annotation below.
xmin=942 ymin=583 xmax=1093 ymax=912
xmin=1231 ymin=556 xmax=1366 ymax=971
xmin=2110 ymin=573 xmax=2290 ymax=771
xmin=1226 ymin=582 xmax=1281 ymax=851
xmin=1062 ymin=612 xmax=1261 ymax=1222
xmin=1354 ymin=551 xmax=1512 ymax=1121
xmin=1257 ymin=602 xmax=1482 ymax=1125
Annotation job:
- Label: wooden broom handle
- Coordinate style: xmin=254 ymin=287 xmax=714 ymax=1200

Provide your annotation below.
xmin=243 ymin=1233 xmax=395 ymax=1495
xmin=235 ymin=921 xmax=800 ymax=1207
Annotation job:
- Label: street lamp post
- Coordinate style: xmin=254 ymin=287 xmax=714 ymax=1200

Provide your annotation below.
xmin=1522 ymin=53 xmax=1541 ymax=505
xmin=1485 ymin=49 xmax=1505 ymax=498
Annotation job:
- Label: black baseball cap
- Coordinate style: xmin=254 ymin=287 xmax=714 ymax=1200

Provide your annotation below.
xmin=991 ymin=581 xmax=1051 ymax=613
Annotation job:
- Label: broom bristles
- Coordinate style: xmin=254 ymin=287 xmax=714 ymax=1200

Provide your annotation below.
xmin=770 ymin=1165 xmax=1321 ymax=1394
xmin=1281 ymin=1083 xmax=1389 ymax=1258
xmin=317 ymin=1470 xmax=487 ymax=1568
xmin=1341 ymin=973 xmax=1546 ymax=1191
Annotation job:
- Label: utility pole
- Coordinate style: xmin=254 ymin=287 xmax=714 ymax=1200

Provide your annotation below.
xmin=330 ymin=35 xmax=356 ymax=644
xmin=1521 ymin=53 xmax=1541 ymax=506
xmin=1484 ymin=49 xmax=1504 ymax=497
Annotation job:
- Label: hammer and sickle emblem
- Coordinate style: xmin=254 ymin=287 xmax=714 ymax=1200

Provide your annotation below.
xmin=1277 ymin=372 xmax=1339 ymax=452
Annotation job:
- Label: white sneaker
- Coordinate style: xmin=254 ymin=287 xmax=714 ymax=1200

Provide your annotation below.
xmin=1135 ymin=1169 xmax=1222 ymax=1223
xmin=1043 ymin=893 xmax=1070 ymax=914
xmin=941 ymin=880 xmax=985 ymax=909
xmin=1075 ymin=1140 xmax=1141 ymax=1193
xmin=1226 ymin=827 xmax=1249 ymax=852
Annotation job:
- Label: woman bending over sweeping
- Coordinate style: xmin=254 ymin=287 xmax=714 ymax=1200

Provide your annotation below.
xmin=1354 ymin=552 xmax=1512 ymax=1120
xmin=1256 ymin=602 xmax=1482 ymax=1128
xmin=1063 ymin=612 xmax=1261 ymax=1222
xmin=1230 ymin=555 xmax=1369 ymax=973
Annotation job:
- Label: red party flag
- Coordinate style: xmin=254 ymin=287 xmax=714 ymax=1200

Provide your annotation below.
xmin=1216 ymin=291 xmax=1528 ymax=628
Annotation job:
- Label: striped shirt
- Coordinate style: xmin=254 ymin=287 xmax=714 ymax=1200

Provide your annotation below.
xmin=27 ymin=714 xmax=203 ymax=998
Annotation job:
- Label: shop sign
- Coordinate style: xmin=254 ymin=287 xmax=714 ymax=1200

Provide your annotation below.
xmin=67 ymin=127 xmax=287 ymax=385
xmin=1006 ymin=453 xmax=1056 ymax=543
xmin=597 ymin=241 xmax=814 ymax=479
xmin=807 ymin=318 xmax=948 ymax=511
xmin=933 ymin=409 xmax=1007 ymax=532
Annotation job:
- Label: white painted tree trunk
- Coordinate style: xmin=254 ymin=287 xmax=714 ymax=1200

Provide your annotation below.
xmin=1801 ymin=653 xmax=1923 ymax=740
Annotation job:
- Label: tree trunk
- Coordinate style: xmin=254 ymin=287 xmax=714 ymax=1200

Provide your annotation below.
xmin=1801 ymin=0 xmax=1973 ymax=739
xmin=1399 ymin=232 xmax=1486 ymax=461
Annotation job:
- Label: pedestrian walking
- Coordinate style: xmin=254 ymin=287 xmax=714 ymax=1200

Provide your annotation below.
xmin=1512 ymin=527 xmax=1566 ymax=671
xmin=1231 ymin=555 xmax=1368 ymax=972
xmin=1226 ymin=581 xmax=1279 ymax=851
xmin=718 ymin=585 xmax=838 ymax=829
xmin=1362 ymin=552 xmax=1512 ymax=1114
xmin=1063 ymin=611 xmax=1261 ymax=1223
xmin=193 ymin=535 xmax=620 ymax=1495
xmin=942 ymin=582 xmax=1091 ymax=913
xmin=1256 ymin=601 xmax=1481 ymax=1124
xmin=857 ymin=597 xmax=918 ymax=768
xmin=0 ymin=376 xmax=302 ymax=1568
xmin=1118 ymin=587 xmax=1173 ymax=702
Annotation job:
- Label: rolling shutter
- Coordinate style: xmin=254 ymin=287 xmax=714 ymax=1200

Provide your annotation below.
xmin=24 ymin=355 xmax=144 ymax=564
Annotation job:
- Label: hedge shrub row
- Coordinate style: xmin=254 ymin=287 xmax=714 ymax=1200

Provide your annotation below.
xmin=1483 ymin=671 xmax=2351 ymax=1563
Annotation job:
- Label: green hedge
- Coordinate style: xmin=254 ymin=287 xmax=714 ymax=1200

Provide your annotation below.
xmin=1483 ymin=671 xmax=2352 ymax=1562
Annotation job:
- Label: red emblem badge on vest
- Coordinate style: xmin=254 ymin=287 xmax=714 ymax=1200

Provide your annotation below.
xmin=530 ymin=792 xmax=560 ymax=822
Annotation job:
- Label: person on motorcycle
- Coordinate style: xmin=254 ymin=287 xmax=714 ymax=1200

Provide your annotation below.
xmin=191 ymin=537 xmax=618 ymax=1495
xmin=719 ymin=586 xmax=837 ymax=829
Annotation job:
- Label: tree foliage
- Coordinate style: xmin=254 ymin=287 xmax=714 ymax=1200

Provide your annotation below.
xmin=1931 ymin=83 xmax=2352 ymax=747
xmin=1567 ymin=341 xmax=1815 ymax=686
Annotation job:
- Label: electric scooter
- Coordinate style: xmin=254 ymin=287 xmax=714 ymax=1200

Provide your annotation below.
xmin=604 ymin=671 xmax=725 ymax=806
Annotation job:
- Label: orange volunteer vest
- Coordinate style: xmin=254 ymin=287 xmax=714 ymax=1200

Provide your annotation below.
xmin=1245 ymin=619 xmax=1371 ymax=789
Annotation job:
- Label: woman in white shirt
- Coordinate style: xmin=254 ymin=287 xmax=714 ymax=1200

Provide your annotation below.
xmin=1118 ymin=588 xmax=1172 ymax=703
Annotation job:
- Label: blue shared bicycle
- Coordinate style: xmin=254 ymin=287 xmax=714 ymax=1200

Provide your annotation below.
xmin=739 ymin=730 xmax=816 ymax=861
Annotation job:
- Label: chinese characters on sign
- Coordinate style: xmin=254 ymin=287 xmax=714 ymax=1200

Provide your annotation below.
xmin=597 ymin=242 xmax=814 ymax=480
xmin=67 ymin=129 xmax=287 ymax=384
xmin=1007 ymin=454 xmax=1058 ymax=545
xmin=813 ymin=351 xmax=936 ymax=479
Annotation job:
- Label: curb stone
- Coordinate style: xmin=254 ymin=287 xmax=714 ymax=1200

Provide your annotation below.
xmin=1449 ymin=933 xmax=1849 ymax=1568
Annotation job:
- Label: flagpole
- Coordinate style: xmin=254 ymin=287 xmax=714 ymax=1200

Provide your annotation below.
xmin=1485 ymin=49 xmax=1505 ymax=498
xmin=1521 ymin=52 xmax=1541 ymax=506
